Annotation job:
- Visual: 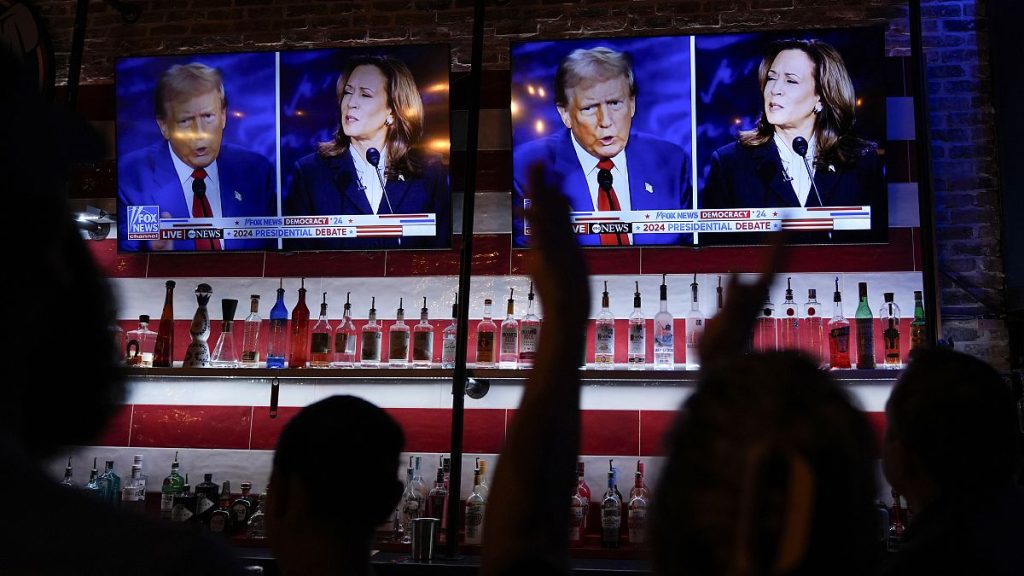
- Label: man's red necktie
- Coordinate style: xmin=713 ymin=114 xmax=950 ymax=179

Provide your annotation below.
xmin=596 ymin=158 xmax=630 ymax=246
xmin=191 ymin=168 xmax=222 ymax=250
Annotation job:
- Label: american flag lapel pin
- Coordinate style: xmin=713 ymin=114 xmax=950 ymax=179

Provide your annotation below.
xmin=235 ymin=190 xmax=243 ymax=201
xmin=645 ymin=182 xmax=654 ymax=194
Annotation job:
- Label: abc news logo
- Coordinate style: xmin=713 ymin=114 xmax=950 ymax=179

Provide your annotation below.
xmin=573 ymin=222 xmax=631 ymax=234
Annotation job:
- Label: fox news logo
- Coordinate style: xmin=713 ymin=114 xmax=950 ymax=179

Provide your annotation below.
xmin=126 ymin=205 xmax=161 ymax=240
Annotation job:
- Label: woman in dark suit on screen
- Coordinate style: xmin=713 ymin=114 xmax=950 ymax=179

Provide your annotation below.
xmin=702 ymin=39 xmax=883 ymax=212
xmin=284 ymin=55 xmax=450 ymax=249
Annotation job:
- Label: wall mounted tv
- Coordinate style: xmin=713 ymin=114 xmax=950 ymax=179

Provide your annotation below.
xmin=115 ymin=44 xmax=452 ymax=252
xmin=511 ymin=26 xmax=889 ymax=248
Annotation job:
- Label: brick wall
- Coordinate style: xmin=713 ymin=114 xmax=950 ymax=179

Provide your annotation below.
xmin=31 ymin=0 xmax=1008 ymax=369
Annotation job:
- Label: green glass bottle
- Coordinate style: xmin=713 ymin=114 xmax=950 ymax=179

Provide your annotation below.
xmin=910 ymin=290 xmax=926 ymax=351
xmin=160 ymin=451 xmax=185 ymax=521
xmin=855 ymin=282 xmax=875 ymax=369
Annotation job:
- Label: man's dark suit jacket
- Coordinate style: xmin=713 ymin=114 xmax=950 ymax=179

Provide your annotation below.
xmin=282 ymin=148 xmax=451 ymax=250
xmin=701 ymin=139 xmax=883 ymax=210
xmin=118 ymin=142 xmax=277 ymax=251
xmin=512 ymin=129 xmax=692 ymax=247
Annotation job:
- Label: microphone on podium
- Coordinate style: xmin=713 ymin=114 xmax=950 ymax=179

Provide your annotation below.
xmin=366 ymin=147 xmax=394 ymax=214
xmin=792 ymin=136 xmax=824 ymax=208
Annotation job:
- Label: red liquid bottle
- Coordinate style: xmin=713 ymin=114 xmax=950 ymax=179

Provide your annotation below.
xmin=288 ymin=278 xmax=310 ymax=368
xmin=828 ymin=277 xmax=851 ymax=369
xmin=153 ymin=280 xmax=176 ymax=367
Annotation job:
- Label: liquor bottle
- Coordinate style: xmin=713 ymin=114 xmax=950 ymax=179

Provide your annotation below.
xmin=194 ymin=473 xmax=220 ymax=524
xmin=400 ymin=466 xmax=422 ymax=544
xmin=209 ymin=480 xmax=233 ymax=534
xmin=411 ymin=297 xmax=434 ymax=367
xmin=247 ymin=492 xmax=267 ymax=539
xmin=183 ymin=283 xmax=213 ymax=368
xmin=716 ymin=275 xmax=724 ymax=314
xmin=360 ymin=297 xmax=382 ymax=367
xmin=111 ymin=322 xmax=125 ymax=365
xmin=910 ymin=290 xmax=926 ymax=351
xmin=153 ymin=280 xmax=176 ymax=367
xmin=171 ymin=474 xmax=197 ymax=522
xmin=628 ymin=460 xmax=650 ymax=501
xmin=332 ymin=292 xmax=358 ymax=368
xmin=465 ymin=468 xmax=486 ymax=545
xmin=426 ymin=467 xmax=448 ymax=531
xmin=627 ymin=471 xmax=648 ymax=544
xmin=239 ymin=294 xmax=261 ymax=367
xmin=519 ymin=282 xmax=540 ymax=368
xmin=804 ymin=289 xmax=825 ymax=367
xmin=441 ymin=295 xmax=458 ymax=369
xmin=608 ymin=460 xmax=624 ymax=507
xmin=289 ymin=279 xmax=310 ymax=368
xmin=97 ymin=460 xmax=121 ymax=505
xmin=594 ymin=281 xmax=615 ymax=367
xmin=600 ymin=468 xmax=622 ymax=548
xmin=476 ymin=458 xmax=490 ymax=500
xmin=627 ymin=282 xmax=646 ymax=369
xmin=570 ymin=485 xmax=587 ymax=545
xmin=84 ymin=458 xmax=102 ymax=498
xmin=881 ymin=292 xmax=902 ymax=369
xmin=575 ymin=462 xmax=592 ymax=533
xmin=60 ymin=457 xmax=74 ymax=488
xmin=685 ymin=274 xmax=705 ymax=369
xmin=160 ymin=452 xmax=184 ymax=521
xmin=120 ymin=462 xmax=146 ymax=515
xmin=210 ymin=298 xmax=240 ymax=367
xmin=653 ymin=274 xmax=674 ymax=369
xmin=309 ymin=292 xmax=332 ymax=368
xmin=855 ymin=282 xmax=875 ymax=369
xmin=267 ymin=279 xmax=288 ymax=369
xmin=476 ymin=298 xmax=497 ymax=367
xmin=389 ymin=298 xmax=410 ymax=368
xmin=126 ymin=315 xmax=157 ymax=367
xmin=500 ymin=289 xmax=519 ymax=369
xmin=779 ymin=277 xmax=800 ymax=351
xmin=412 ymin=456 xmax=429 ymax=501
xmin=887 ymin=490 xmax=906 ymax=553
xmin=132 ymin=454 xmax=148 ymax=495
xmin=231 ymin=482 xmax=256 ymax=528
xmin=828 ymin=277 xmax=852 ymax=369
xmin=755 ymin=289 xmax=778 ymax=353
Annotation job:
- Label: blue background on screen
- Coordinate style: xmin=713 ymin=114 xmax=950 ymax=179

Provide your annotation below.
xmin=693 ymin=28 xmax=887 ymax=195
xmin=277 ymin=45 xmax=451 ymax=205
xmin=511 ymin=36 xmax=693 ymax=154
xmin=115 ymin=52 xmax=278 ymax=174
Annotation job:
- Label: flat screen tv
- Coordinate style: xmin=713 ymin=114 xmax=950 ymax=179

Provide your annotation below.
xmin=115 ymin=44 xmax=452 ymax=252
xmin=510 ymin=26 xmax=888 ymax=247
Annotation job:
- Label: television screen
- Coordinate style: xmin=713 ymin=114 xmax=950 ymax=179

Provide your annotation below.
xmin=115 ymin=44 xmax=452 ymax=253
xmin=510 ymin=26 xmax=887 ymax=247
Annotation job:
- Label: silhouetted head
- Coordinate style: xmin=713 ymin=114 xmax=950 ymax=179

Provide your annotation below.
xmin=651 ymin=351 xmax=878 ymax=576
xmin=884 ymin=347 xmax=1021 ymax=501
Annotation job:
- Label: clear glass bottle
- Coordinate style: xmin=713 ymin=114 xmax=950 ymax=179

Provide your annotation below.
xmin=126 ymin=314 xmax=157 ymax=367
xmin=804 ymin=289 xmax=826 ymax=367
xmin=600 ymin=468 xmax=622 ymax=548
xmin=412 ymin=456 xmax=429 ymax=501
xmin=518 ymin=283 xmax=540 ymax=368
xmin=153 ymin=280 xmax=176 ymax=367
xmin=120 ymin=462 xmax=146 ymax=515
xmin=288 ymin=278 xmax=310 ymax=368
xmin=828 ymin=277 xmax=852 ymax=369
xmin=779 ymin=277 xmax=800 ymax=351
xmin=426 ymin=467 xmax=448 ymax=532
xmin=464 ymin=468 xmax=486 ymax=545
xmin=627 ymin=282 xmax=646 ymax=370
xmin=499 ymin=289 xmax=519 ymax=369
xmin=594 ymin=281 xmax=615 ymax=367
xmin=441 ymin=296 xmax=458 ymax=369
xmin=413 ymin=297 xmax=434 ymax=368
xmin=97 ymin=460 xmax=121 ymax=506
xmin=881 ymin=292 xmax=902 ymax=369
xmin=570 ymin=486 xmax=587 ymax=545
xmin=266 ymin=279 xmax=288 ymax=369
xmin=361 ymin=297 xmax=382 ymax=367
xmin=247 ymin=493 xmax=267 ymax=539
xmin=400 ymin=466 xmax=422 ymax=544
xmin=389 ymin=298 xmax=410 ymax=368
xmin=240 ymin=294 xmax=261 ymax=367
xmin=60 ymin=457 xmax=74 ymax=488
xmin=653 ymin=274 xmax=674 ymax=370
xmin=855 ymin=281 xmax=875 ymax=369
xmin=160 ymin=451 xmax=184 ymax=521
xmin=627 ymin=471 xmax=648 ymax=545
xmin=333 ymin=292 xmax=358 ymax=368
xmin=910 ymin=290 xmax=926 ymax=351
xmin=84 ymin=458 xmax=102 ymax=498
xmin=211 ymin=298 xmax=240 ymax=367
xmin=309 ymin=292 xmax=332 ymax=368
xmin=755 ymin=289 xmax=778 ymax=353
xmin=575 ymin=462 xmax=592 ymax=533
xmin=476 ymin=298 xmax=497 ymax=367
xmin=684 ymin=274 xmax=705 ymax=370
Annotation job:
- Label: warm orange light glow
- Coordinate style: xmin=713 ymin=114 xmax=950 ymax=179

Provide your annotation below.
xmin=856 ymin=98 xmax=863 ymax=107
xmin=510 ymin=100 xmax=520 ymax=117
xmin=426 ymin=138 xmax=450 ymax=152
xmin=527 ymin=85 xmax=536 ymax=96
xmin=295 ymin=110 xmax=306 ymax=117
xmin=424 ymin=82 xmax=448 ymax=94
xmin=232 ymin=111 xmax=245 ymax=118
xmin=734 ymin=118 xmax=742 ymax=125
xmin=534 ymin=119 xmax=545 ymax=134
xmin=537 ymin=87 xmax=546 ymax=98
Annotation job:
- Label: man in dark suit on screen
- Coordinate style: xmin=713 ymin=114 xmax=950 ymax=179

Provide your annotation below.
xmin=513 ymin=46 xmax=692 ymax=247
xmin=118 ymin=62 xmax=277 ymax=251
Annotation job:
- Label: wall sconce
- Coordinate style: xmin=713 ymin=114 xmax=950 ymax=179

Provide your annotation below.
xmin=76 ymin=206 xmax=115 ymax=241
